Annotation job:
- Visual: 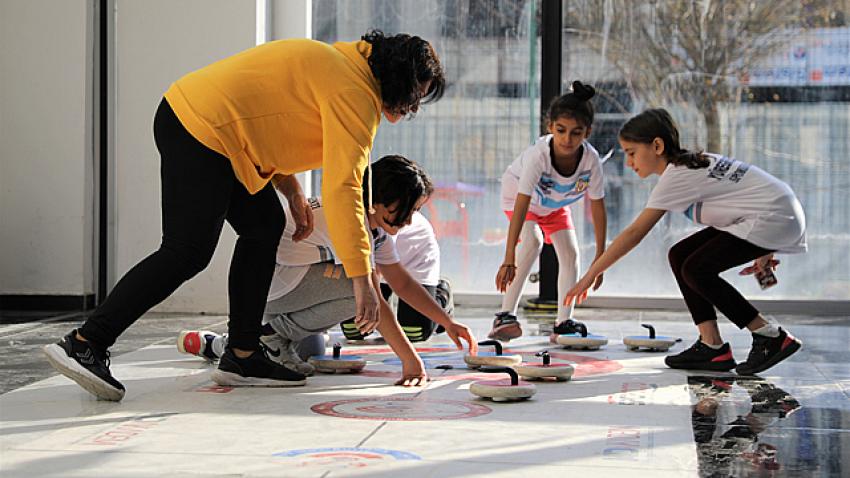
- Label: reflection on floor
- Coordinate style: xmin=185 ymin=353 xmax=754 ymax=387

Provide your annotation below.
xmin=0 ymin=308 xmax=848 ymax=477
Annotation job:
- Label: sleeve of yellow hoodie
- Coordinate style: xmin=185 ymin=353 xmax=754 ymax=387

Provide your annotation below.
xmin=320 ymin=89 xmax=380 ymax=278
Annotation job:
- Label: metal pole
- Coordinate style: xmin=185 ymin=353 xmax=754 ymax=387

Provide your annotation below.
xmin=528 ymin=0 xmax=562 ymax=311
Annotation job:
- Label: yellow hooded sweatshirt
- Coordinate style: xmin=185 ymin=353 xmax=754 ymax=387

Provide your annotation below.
xmin=164 ymin=39 xmax=380 ymax=278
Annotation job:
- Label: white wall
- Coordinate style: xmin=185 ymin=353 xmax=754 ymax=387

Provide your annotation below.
xmin=1 ymin=0 xmax=312 ymax=313
xmin=0 ymin=0 xmax=94 ymax=296
xmin=114 ymin=0 xmax=312 ymax=313
xmin=113 ymin=0 xmax=255 ymax=313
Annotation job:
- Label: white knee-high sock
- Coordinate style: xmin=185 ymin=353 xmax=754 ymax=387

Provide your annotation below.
xmin=500 ymin=221 xmax=543 ymax=314
xmin=550 ymin=228 xmax=580 ymax=323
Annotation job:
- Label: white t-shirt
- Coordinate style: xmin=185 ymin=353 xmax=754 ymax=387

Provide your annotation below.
xmin=646 ymin=154 xmax=807 ymax=254
xmin=267 ymin=196 xmax=400 ymax=301
xmin=382 ymin=211 xmax=440 ymax=286
xmin=501 ymin=135 xmax=605 ymax=216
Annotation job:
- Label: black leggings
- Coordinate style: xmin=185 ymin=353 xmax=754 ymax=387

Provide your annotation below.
xmin=80 ymin=99 xmax=284 ymax=351
xmin=380 ymin=283 xmax=441 ymax=340
xmin=668 ymin=227 xmax=773 ymax=329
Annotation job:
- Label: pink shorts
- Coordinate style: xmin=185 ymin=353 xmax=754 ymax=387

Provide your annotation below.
xmin=504 ymin=208 xmax=574 ymax=244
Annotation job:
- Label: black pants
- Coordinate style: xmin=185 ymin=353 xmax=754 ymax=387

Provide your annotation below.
xmin=80 ymin=99 xmax=284 ymax=351
xmin=668 ymin=227 xmax=773 ymax=329
xmin=380 ymin=283 xmax=441 ymax=340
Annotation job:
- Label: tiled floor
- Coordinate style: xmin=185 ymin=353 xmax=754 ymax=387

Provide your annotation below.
xmin=1 ymin=308 xmax=848 ymax=477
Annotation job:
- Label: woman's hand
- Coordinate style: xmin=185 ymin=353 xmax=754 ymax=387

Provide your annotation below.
xmin=273 ymin=175 xmax=314 ymax=242
xmin=287 ymin=192 xmax=314 ymax=242
xmin=396 ymin=357 xmax=428 ymax=387
xmin=352 ymin=275 xmax=379 ymax=335
xmin=495 ymin=263 xmax=517 ymax=292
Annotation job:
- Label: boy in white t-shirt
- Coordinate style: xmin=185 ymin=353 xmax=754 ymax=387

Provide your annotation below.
xmin=178 ymin=156 xmax=477 ymax=385
xmin=565 ymin=109 xmax=805 ymax=375
xmin=341 ymin=211 xmax=453 ymax=343
xmin=493 ymin=81 xmax=608 ymax=341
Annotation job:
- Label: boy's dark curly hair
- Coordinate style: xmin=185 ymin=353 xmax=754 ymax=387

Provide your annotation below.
xmin=362 ymin=30 xmax=445 ymax=118
xmin=363 ymin=155 xmax=434 ymax=227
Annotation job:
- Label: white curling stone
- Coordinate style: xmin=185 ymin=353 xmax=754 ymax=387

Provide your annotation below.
xmin=469 ymin=378 xmax=536 ymax=401
xmin=556 ymin=333 xmax=608 ymax=349
xmin=514 ymin=362 xmax=574 ymax=381
xmin=623 ymin=336 xmax=676 ymax=351
xmin=464 ymin=353 xmax=522 ymax=369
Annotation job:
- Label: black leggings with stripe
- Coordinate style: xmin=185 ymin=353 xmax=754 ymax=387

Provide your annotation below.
xmin=668 ymin=227 xmax=773 ymax=329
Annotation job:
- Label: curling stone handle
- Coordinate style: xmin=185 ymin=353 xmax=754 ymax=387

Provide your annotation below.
xmin=332 ymin=343 xmax=341 ymax=359
xmin=641 ymin=323 xmax=656 ymax=339
xmin=477 ymin=340 xmax=503 ymax=356
xmin=478 ymin=366 xmax=519 ymax=386
xmin=536 ymin=350 xmax=551 ymax=366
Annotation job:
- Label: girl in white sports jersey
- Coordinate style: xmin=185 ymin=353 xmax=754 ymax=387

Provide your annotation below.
xmin=491 ymin=81 xmax=608 ymax=341
xmin=565 ymin=109 xmax=805 ymax=375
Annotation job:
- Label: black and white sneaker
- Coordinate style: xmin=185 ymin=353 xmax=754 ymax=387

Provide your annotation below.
xmin=211 ymin=347 xmax=306 ymax=387
xmin=43 ymin=330 xmax=126 ymax=401
xmin=735 ymin=328 xmax=802 ymax=376
xmin=260 ymin=334 xmax=315 ymax=375
xmin=664 ymin=340 xmax=736 ymax=371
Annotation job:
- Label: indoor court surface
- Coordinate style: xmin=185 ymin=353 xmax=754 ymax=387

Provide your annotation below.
xmin=1 ymin=308 xmax=848 ymax=477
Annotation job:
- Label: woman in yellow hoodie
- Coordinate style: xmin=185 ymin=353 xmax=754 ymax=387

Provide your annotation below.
xmin=43 ymin=30 xmax=445 ymax=401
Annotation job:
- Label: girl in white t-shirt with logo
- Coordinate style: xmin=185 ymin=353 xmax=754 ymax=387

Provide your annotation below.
xmin=492 ymin=81 xmax=608 ymax=341
xmin=564 ymin=109 xmax=805 ymax=375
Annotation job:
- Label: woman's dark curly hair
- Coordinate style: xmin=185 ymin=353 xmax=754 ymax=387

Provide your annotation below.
xmin=362 ymin=30 xmax=445 ymax=118
xmin=363 ymin=155 xmax=434 ymax=227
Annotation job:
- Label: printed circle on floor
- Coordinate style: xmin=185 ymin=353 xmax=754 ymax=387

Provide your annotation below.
xmin=311 ymin=396 xmax=492 ymax=421
xmin=273 ymin=447 xmax=420 ymax=469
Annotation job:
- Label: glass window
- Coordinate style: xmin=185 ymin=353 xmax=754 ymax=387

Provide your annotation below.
xmin=311 ymin=0 xmax=850 ymax=300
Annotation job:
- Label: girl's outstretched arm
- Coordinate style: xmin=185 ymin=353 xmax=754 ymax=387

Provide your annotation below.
xmin=496 ymin=193 xmax=532 ymax=292
xmin=589 ymin=197 xmax=608 ymax=290
xmin=564 ymin=208 xmax=666 ymax=305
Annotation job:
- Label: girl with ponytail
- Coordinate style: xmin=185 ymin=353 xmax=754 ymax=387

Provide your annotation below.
xmin=491 ymin=81 xmax=609 ymax=341
xmin=565 ymin=108 xmax=806 ymax=375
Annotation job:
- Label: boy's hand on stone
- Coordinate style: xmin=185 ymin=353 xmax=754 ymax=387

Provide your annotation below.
xmin=446 ymin=323 xmax=478 ymax=355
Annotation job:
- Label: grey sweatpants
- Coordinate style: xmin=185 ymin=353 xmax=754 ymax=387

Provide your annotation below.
xmin=263 ymin=262 xmax=355 ymax=342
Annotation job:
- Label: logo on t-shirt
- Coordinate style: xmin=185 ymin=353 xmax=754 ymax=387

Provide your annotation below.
xmin=538 ymin=176 xmax=555 ymax=193
xmin=574 ymin=178 xmax=588 ymax=193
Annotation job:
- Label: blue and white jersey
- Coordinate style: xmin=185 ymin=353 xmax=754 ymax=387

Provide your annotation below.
xmin=646 ymin=154 xmax=807 ymax=254
xmin=501 ymin=135 xmax=605 ymax=216
xmin=267 ymin=196 xmax=399 ymax=301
